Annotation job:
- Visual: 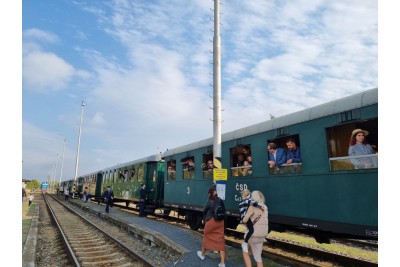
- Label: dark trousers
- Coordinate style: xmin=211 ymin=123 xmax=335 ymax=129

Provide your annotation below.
xmin=64 ymin=195 xmax=69 ymax=201
xmin=105 ymin=202 xmax=110 ymax=213
xmin=139 ymin=200 xmax=146 ymax=217
xmin=244 ymin=220 xmax=254 ymax=243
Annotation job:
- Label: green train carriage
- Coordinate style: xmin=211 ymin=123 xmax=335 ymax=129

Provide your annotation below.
xmin=162 ymin=88 xmax=378 ymax=242
xmin=78 ymin=171 xmax=103 ymax=201
xmin=101 ymin=154 xmax=164 ymax=211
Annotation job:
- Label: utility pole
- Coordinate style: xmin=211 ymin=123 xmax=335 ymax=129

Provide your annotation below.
xmin=59 ymin=138 xmax=66 ymax=185
xmin=54 ymin=153 xmax=59 ymax=191
xmin=212 ymin=0 xmax=222 ymax=170
xmin=73 ymin=100 xmax=85 ymax=197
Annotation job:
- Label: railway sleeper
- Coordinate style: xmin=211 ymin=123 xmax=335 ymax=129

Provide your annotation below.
xmin=78 ymin=252 xmax=120 ymax=261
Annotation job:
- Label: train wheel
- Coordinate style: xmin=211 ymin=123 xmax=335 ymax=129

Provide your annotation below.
xmin=188 ymin=213 xmax=202 ymax=230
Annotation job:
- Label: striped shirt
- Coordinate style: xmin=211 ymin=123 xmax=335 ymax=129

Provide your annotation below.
xmin=239 ymin=196 xmax=262 ymax=223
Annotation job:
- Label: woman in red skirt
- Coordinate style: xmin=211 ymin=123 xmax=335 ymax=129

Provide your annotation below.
xmin=197 ymin=186 xmax=226 ymax=267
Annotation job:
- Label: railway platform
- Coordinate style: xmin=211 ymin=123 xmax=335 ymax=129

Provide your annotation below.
xmin=65 ymin=196 xmax=248 ymax=267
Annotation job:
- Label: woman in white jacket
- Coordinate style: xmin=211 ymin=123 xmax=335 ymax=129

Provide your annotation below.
xmin=242 ymin=190 xmax=268 ymax=267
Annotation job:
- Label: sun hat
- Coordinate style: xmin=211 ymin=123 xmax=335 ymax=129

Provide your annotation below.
xmin=351 ymin=129 xmax=369 ymax=138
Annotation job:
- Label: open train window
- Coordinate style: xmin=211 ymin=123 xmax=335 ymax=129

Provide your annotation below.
xmin=230 ymin=145 xmax=252 ymax=177
xmin=181 ymin=156 xmax=195 ymax=180
xmin=267 ymin=135 xmax=302 ymax=175
xmin=122 ymin=170 xmax=128 ymax=182
xmin=112 ymin=170 xmax=117 ymax=183
xmin=138 ymin=165 xmax=144 ymax=182
xmin=118 ymin=170 xmax=124 ymax=183
xmin=167 ymin=160 xmax=176 ymax=180
xmin=130 ymin=167 xmax=136 ymax=182
xmin=202 ymin=153 xmax=214 ymax=179
xmin=327 ymin=118 xmax=378 ymax=171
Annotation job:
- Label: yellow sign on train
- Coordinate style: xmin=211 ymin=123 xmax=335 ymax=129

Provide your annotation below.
xmin=213 ymin=169 xmax=228 ymax=181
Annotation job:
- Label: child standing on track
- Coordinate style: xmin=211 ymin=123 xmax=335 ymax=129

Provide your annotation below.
xmin=239 ymin=189 xmax=264 ymax=253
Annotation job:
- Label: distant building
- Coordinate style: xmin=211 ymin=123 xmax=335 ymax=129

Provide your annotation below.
xmin=22 ymin=179 xmax=31 ymax=189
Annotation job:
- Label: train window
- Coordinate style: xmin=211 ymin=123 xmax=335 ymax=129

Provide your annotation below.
xmin=118 ymin=170 xmax=124 ymax=183
xmin=181 ymin=156 xmax=195 ymax=180
xmin=327 ymin=119 xmax=378 ymax=171
xmin=138 ymin=166 xmax=144 ymax=182
xmin=267 ymin=136 xmax=302 ymax=175
xmin=123 ymin=170 xmax=128 ymax=182
xmin=230 ymin=145 xmax=252 ymax=177
xmin=202 ymin=153 xmax=214 ymax=179
xmin=201 ymin=153 xmax=214 ymax=179
xmin=130 ymin=167 xmax=136 ymax=182
xmin=167 ymin=160 xmax=176 ymax=180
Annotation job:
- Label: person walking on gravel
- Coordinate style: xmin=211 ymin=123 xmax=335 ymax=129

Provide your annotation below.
xmin=103 ymin=185 xmax=114 ymax=213
xmin=64 ymin=188 xmax=69 ymax=201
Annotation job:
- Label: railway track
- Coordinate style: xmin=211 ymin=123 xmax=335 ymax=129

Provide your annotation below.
xmin=43 ymin=193 xmax=153 ymax=267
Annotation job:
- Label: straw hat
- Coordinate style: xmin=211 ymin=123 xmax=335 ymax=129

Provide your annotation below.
xmin=351 ymin=129 xmax=369 ymax=138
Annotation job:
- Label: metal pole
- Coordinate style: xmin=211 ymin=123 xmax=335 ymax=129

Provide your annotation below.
xmin=54 ymin=153 xmax=59 ymax=191
xmin=59 ymin=138 xmax=66 ymax=184
xmin=73 ymin=100 xmax=85 ymax=197
xmin=213 ymin=0 xmax=222 ymax=169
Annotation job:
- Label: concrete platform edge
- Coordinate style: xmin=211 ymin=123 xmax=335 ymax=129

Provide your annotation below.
xmin=22 ymin=204 xmax=39 ymax=267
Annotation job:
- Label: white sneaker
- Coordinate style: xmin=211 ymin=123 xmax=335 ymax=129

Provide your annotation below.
xmin=218 ymin=264 xmax=225 ymax=267
xmin=241 ymin=242 xmax=248 ymax=253
xmin=197 ymin=251 xmax=205 ymax=260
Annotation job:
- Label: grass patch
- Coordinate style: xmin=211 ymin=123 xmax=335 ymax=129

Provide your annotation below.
xmin=268 ymin=231 xmax=378 ymax=263
xmin=22 ymin=202 xmax=36 ymax=245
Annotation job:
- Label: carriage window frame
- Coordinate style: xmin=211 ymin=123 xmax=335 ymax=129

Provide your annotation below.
xmin=181 ymin=156 xmax=195 ymax=180
xmin=138 ymin=165 xmax=144 ymax=182
xmin=326 ymin=119 xmax=378 ymax=171
xmin=167 ymin=160 xmax=177 ymax=180
xmin=202 ymin=153 xmax=214 ymax=179
xmin=267 ymin=135 xmax=302 ymax=175
xmin=123 ymin=169 xmax=128 ymax=182
xmin=118 ymin=170 xmax=124 ymax=183
xmin=130 ymin=167 xmax=136 ymax=182
xmin=230 ymin=145 xmax=252 ymax=177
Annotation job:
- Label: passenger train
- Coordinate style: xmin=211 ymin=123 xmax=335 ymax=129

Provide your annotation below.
xmin=59 ymin=88 xmax=378 ymax=243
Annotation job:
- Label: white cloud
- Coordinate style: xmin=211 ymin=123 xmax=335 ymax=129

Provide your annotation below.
xmin=23 ymin=51 xmax=75 ymax=91
xmin=23 ymin=28 xmax=59 ymax=44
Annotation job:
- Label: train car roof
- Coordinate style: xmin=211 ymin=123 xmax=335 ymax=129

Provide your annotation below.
xmin=101 ymin=153 xmax=162 ymax=172
xmin=78 ymin=170 xmax=102 ymax=179
xmin=163 ymin=88 xmax=378 ymax=157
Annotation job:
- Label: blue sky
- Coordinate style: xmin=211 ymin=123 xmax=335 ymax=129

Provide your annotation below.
xmin=20 ymin=0 xmax=378 ymax=183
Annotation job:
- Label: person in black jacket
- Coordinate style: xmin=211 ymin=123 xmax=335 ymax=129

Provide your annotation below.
xmin=103 ymin=185 xmax=114 ymax=213
xmin=197 ymin=186 xmax=226 ymax=267
xmin=139 ymin=184 xmax=153 ymax=217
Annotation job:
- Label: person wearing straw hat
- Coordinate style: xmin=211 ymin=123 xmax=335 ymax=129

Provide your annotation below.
xmin=348 ymin=129 xmax=374 ymax=156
